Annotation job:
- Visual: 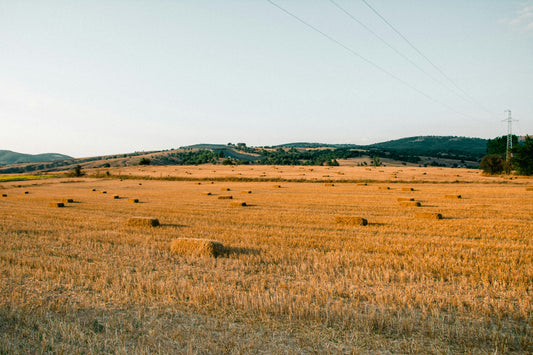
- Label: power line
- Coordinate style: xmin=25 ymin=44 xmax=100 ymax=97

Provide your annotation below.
xmin=328 ymin=0 xmax=490 ymax=114
xmin=360 ymin=0 xmax=497 ymax=118
xmin=266 ymin=0 xmax=476 ymax=119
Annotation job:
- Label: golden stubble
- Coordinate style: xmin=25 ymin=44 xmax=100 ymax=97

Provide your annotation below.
xmin=0 ymin=166 xmax=532 ymax=353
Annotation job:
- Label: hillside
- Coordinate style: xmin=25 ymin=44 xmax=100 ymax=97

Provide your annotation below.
xmin=368 ymin=136 xmax=487 ymax=158
xmin=0 ymin=150 xmax=72 ymax=166
xmin=0 ymin=136 xmax=488 ymax=173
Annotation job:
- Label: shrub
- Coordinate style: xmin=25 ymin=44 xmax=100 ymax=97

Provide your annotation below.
xmin=139 ymin=158 xmax=150 ymax=165
xmin=68 ymin=165 xmax=84 ymax=177
xmin=480 ymin=154 xmax=507 ymax=175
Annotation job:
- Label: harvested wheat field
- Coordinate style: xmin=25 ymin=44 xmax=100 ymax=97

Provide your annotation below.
xmin=1 ymin=166 xmax=532 ymax=353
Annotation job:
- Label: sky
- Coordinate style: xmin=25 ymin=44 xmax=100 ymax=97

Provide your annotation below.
xmin=1 ymin=0 xmax=532 ymax=158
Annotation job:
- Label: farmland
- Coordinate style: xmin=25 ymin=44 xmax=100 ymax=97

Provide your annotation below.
xmin=1 ymin=165 xmax=532 ymax=353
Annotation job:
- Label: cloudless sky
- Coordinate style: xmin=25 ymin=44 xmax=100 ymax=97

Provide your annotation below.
xmin=1 ymin=0 xmax=532 ymax=157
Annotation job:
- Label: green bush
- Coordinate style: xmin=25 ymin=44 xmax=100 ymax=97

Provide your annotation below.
xmin=480 ymin=155 xmax=507 ymax=175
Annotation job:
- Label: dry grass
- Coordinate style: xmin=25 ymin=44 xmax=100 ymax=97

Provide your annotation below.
xmin=170 ymin=238 xmax=224 ymax=257
xmin=0 ymin=166 xmax=532 ymax=353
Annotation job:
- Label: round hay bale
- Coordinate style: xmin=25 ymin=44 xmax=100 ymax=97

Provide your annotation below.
xmin=2 ymin=194 xmax=7 ymax=197
xmin=195 ymin=182 xmax=202 ymax=185
xmin=357 ymin=183 xmax=367 ymax=186
xmin=221 ymin=188 xmax=230 ymax=191
xmin=61 ymin=199 xmax=74 ymax=203
xmin=399 ymin=201 xmax=421 ymax=207
xmin=324 ymin=183 xmax=335 ymax=187
xmin=230 ymin=201 xmax=247 ymax=207
xmin=201 ymin=192 xmax=212 ymax=196
xmin=218 ymin=195 xmax=233 ymax=200
xmin=127 ymin=217 xmax=160 ymax=227
xmin=113 ymin=195 xmax=120 ymax=199
xmin=49 ymin=202 xmax=64 ymax=208
xmin=91 ymin=189 xmax=96 ymax=192
xmin=402 ymin=187 xmax=414 ymax=191
xmin=241 ymin=190 xmax=252 ymax=194
xmin=414 ymin=212 xmax=443 ymax=220
xmin=335 ymin=216 xmax=368 ymax=226
xmin=24 ymin=191 xmax=29 ymax=194
xmin=128 ymin=198 xmax=139 ymax=203
xmin=170 ymin=238 xmax=224 ymax=257
xmin=101 ymin=191 xmax=107 ymax=194
xmin=445 ymin=195 xmax=462 ymax=199
xmin=378 ymin=186 xmax=390 ymax=190
xmin=272 ymin=185 xmax=281 ymax=188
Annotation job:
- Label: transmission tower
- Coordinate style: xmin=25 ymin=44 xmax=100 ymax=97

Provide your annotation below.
xmin=503 ymin=110 xmax=517 ymax=162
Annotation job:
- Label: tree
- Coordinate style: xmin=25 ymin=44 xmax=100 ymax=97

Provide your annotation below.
xmin=487 ymin=135 xmax=518 ymax=156
xmin=372 ymin=156 xmax=382 ymax=167
xmin=479 ymin=154 xmax=507 ymax=175
xmin=69 ymin=165 xmax=84 ymax=177
xmin=512 ymin=136 xmax=533 ymax=175
xmin=139 ymin=157 xmax=150 ymax=165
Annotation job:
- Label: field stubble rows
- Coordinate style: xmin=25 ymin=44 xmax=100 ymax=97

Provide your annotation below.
xmin=1 ymin=166 xmax=532 ymax=353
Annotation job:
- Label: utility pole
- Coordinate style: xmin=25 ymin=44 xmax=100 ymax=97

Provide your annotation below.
xmin=503 ymin=110 xmax=516 ymax=162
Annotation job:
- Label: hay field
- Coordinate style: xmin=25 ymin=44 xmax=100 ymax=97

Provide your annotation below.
xmin=97 ymin=164 xmax=517 ymax=183
xmin=1 ymin=166 xmax=532 ymax=353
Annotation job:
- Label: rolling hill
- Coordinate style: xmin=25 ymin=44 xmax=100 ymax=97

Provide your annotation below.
xmin=0 ymin=136 xmax=489 ymax=173
xmin=367 ymin=136 xmax=487 ymax=156
xmin=0 ymin=150 xmax=72 ymax=166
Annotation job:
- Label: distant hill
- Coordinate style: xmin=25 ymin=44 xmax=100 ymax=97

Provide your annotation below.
xmin=274 ymin=142 xmax=343 ymax=149
xmin=367 ymin=136 xmax=487 ymax=159
xmin=0 ymin=136 xmax=489 ymax=173
xmin=181 ymin=144 xmax=229 ymax=150
xmin=0 ymin=150 xmax=72 ymax=166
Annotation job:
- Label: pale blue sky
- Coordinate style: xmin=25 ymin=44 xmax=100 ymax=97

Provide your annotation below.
xmin=1 ymin=0 xmax=532 ymax=157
